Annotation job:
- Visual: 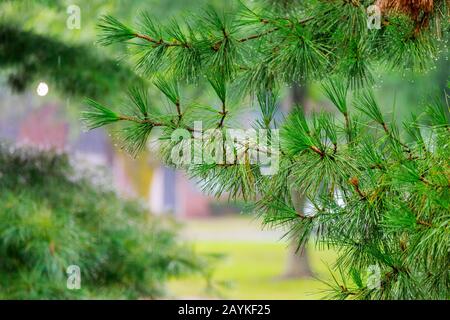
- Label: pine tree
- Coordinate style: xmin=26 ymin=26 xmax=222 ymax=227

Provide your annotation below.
xmin=83 ymin=0 xmax=449 ymax=299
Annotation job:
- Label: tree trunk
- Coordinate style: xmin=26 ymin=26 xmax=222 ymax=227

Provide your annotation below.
xmin=280 ymin=84 xmax=314 ymax=279
xmin=283 ymin=242 xmax=313 ymax=278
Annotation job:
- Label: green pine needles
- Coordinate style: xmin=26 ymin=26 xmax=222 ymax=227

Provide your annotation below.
xmin=94 ymin=0 xmax=448 ymax=87
xmin=83 ymin=0 xmax=449 ymax=299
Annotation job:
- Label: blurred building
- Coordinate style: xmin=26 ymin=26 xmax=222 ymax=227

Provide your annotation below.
xmin=0 ymin=94 xmax=212 ymax=218
xmin=149 ymin=167 xmax=210 ymax=217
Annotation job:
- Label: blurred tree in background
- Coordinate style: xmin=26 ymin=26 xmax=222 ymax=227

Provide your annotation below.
xmin=0 ymin=1 xmax=220 ymax=299
xmin=0 ymin=0 xmax=214 ymax=101
xmin=0 ymin=144 xmax=209 ymax=299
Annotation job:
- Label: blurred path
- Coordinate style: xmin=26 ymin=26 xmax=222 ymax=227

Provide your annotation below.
xmin=179 ymin=216 xmax=284 ymax=242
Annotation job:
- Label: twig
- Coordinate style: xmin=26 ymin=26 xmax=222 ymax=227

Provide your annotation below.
xmin=134 ymin=33 xmax=182 ymax=47
xmin=310 ymin=145 xmax=325 ymax=158
xmin=118 ymin=115 xmax=163 ymax=127
xmin=238 ymin=27 xmax=280 ymax=43
xmin=349 ymin=177 xmax=366 ymax=199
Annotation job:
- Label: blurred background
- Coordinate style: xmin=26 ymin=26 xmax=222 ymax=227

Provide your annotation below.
xmin=0 ymin=0 xmax=447 ymax=299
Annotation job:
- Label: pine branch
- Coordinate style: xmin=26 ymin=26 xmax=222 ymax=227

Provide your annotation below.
xmin=84 ymin=1 xmax=450 ymax=301
xmin=238 ymin=26 xmax=280 ymax=42
xmin=134 ymin=32 xmax=182 ymax=47
xmin=117 ymin=115 xmax=164 ymax=127
xmin=348 ymin=176 xmax=366 ymax=200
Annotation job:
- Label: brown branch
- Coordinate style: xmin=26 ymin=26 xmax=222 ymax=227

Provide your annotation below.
xmin=118 ymin=115 xmax=163 ymax=127
xmin=134 ymin=33 xmax=182 ymax=47
xmin=296 ymin=211 xmax=312 ymax=219
xmin=418 ymin=175 xmax=448 ymax=189
xmin=349 ymin=177 xmax=366 ymax=199
xmin=310 ymin=145 xmax=325 ymax=158
xmin=238 ymin=27 xmax=280 ymax=43
xmin=134 ymin=33 xmax=159 ymax=44
xmin=381 ymin=122 xmax=390 ymax=135
xmin=419 ymin=175 xmax=431 ymax=185
xmin=381 ymin=122 xmax=412 ymax=154
xmin=237 ymin=16 xmax=314 ymax=43
xmin=213 ymin=16 xmax=315 ymax=51
xmin=339 ymin=285 xmax=356 ymax=295
xmin=344 ymin=112 xmax=352 ymax=143
xmin=175 ymin=100 xmax=182 ymax=123
xmin=217 ymin=106 xmax=228 ymax=128
xmin=417 ymin=219 xmax=432 ymax=227
xmin=135 ymin=14 xmax=318 ymax=54
xmin=370 ymin=163 xmax=385 ymax=170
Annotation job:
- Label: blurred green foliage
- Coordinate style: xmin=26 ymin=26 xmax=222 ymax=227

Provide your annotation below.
xmin=0 ymin=0 xmax=215 ymax=100
xmin=0 ymin=144 xmax=209 ymax=299
xmin=0 ymin=24 xmax=142 ymax=99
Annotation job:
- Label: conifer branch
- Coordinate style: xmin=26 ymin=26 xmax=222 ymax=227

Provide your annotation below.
xmin=417 ymin=219 xmax=432 ymax=227
xmin=238 ymin=26 xmax=280 ymax=43
xmin=310 ymin=145 xmax=325 ymax=158
xmin=349 ymin=177 xmax=366 ymax=199
xmin=134 ymin=33 xmax=182 ymax=47
xmin=117 ymin=115 xmax=164 ymax=127
xmin=86 ymin=1 xmax=450 ymax=300
xmin=218 ymin=107 xmax=228 ymax=128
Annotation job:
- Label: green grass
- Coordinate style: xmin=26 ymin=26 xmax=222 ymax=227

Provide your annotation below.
xmin=168 ymin=240 xmax=337 ymax=300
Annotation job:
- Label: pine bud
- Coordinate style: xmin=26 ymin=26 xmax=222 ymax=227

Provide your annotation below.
xmin=349 ymin=176 xmax=359 ymax=187
xmin=376 ymin=0 xmax=434 ymax=32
